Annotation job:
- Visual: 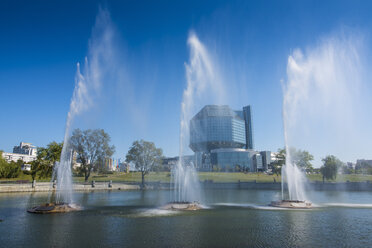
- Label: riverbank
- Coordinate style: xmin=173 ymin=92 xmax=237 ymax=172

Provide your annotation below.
xmin=1 ymin=180 xmax=372 ymax=193
xmin=2 ymin=172 xmax=372 ymax=184
xmin=0 ymin=182 xmax=139 ymax=193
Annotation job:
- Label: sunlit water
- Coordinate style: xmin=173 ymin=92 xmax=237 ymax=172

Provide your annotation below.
xmin=1 ymin=189 xmax=372 ymax=247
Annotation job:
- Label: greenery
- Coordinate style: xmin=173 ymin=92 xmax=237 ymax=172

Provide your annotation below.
xmin=125 ymin=140 xmax=163 ymax=188
xmin=3 ymin=170 xmax=372 ymax=183
xmin=271 ymin=148 xmax=285 ymax=176
xmin=270 ymin=147 xmax=314 ymax=175
xmin=291 ymin=148 xmax=314 ymax=172
xmin=72 ymin=172 xmax=372 ymax=183
xmin=320 ymin=155 xmax=344 ymax=182
xmin=25 ymin=141 xmax=64 ymax=180
xmin=0 ymin=152 xmax=21 ymax=178
xmin=70 ymin=128 xmax=115 ymax=182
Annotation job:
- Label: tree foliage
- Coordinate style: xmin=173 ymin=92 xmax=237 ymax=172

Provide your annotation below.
xmin=270 ymin=148 xmax=285 ymax=176
xmin=0 ymin=152 xmax=21 ymax=178
xmin=270 ymin=147 xmax=314 ymax=175
xmin=26 ymin=141 xmax=64 ymax=180
xmin=69 ymin=129 xmax=115 ymax=182
xmin=320 ymin=155 xmax=344 ymax=181
xmin=125 ymin=140 xmax=163 ymax=188
xmin=290 ymin=149 xmax=314 ymax=172
xmin=37 ymin=141 xmax=63 ymax=178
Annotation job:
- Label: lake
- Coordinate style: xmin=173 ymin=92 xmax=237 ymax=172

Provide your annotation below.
xmin=0 ymin=189 xmax=372 ymax=247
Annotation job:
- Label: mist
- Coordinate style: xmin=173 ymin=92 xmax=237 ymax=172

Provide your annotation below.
xmin=283 ymin=31 xmax=372 ymax=166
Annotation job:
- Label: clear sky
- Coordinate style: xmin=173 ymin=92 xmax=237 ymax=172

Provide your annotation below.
xmin=1 ymin=0 xmax=371 ymax=166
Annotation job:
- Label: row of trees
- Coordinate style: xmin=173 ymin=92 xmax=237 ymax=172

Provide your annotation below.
xmin=0 ymin=128 xmax=164 ymax=187
xmin=61 ymin=130 xmax=163 ymax=186
xmin=25 ymin=129 xmax=162 ymax=187
xmin=5 ymin=128 xmax=366 ymax=185
xmin=270 ymin=147 xmax=349 ymax=182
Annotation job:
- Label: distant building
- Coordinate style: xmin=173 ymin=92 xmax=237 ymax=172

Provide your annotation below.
xmin=162 ymin=155 xmax=195 ymax=171
xmin=356 ymin=159 xmax=372 ymax=167
xmin=13 ymin=142 xmax=37 ymax=156
xmin=355 ymin=159 xmax=372 ymax=173
xmin=260 ymin=151 xmax=271 ymax=171
xmin=190 ymin=105 xmax=248 ymax=152
xmin=210 ymin=148 xmax=256 ymax=171
xmin=189 ymin=105 xmax=270 ymax=172
xmin=21 ymin=164 xmax=31 ymax=171
xmin=119 ymin=162 xmax=130 ymax=173
xmin=346 ymin=162 xmax=355 ymax=170
xmin=105 ymin=158 xmax=121 ymax=172
xmin=2 ymin=142 xmax=37 ymax=163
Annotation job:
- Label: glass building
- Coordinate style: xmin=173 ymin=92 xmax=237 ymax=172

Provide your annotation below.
xmin=190 ymin=105 xmax=246 ymax=152
xmin=189 ymin=105 xmax=264 ymax=171
xmin=210 ymin=148 xmax=256 ymax=171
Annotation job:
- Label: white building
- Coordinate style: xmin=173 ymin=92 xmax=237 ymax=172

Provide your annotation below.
xmin=2 ymin=142 xmax=37 ymax=163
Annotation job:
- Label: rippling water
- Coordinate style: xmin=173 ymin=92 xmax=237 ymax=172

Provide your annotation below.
xmin=0 ymin=189 xmax=372 ymax=247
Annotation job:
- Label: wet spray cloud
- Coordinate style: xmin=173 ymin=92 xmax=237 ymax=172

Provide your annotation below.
xmin=281 ymin=30 xmax=368 ymax=200
xmin=173 ymin=31 xmax=226 ymax=202
xmin=53 ymin=8 xmax=118 ymax=203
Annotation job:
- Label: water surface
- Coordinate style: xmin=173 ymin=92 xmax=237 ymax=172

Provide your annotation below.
xmin=0 ymin=189 xmax=371 ymax=247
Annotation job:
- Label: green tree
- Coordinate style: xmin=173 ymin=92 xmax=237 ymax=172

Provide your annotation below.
xmin=36 ymin=141 xmax=63 ymax=178
xmin=270 ymin=148 xmax=314 ymax=175
xmin=29 ymin=159 xmax=42 ymax=180
xmin=271 ymin=148 xmax=286 ymax=176
xmin=125 ymin=140 xmax=163 ymax=188
xmin=0 ymin=151 xmax=6 ymax=177
xmin=320 ymin=155 xmax=344 ymax=182
xmin=69 ymin=129 xmax=115 ymax=182
xmin=0 ymin=152 xmax=21 ymax=178
xmin=340 ymin=164 xmax=353 ymax=174
xmin=291 ymin=149 xmax=314 ymax=172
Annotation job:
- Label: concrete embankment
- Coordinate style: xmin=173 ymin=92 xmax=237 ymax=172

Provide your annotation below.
xmin=0 ymin=182 xmax=140 ymax=193
xmin=1 ymin=180 xmax=372 ymax=193
xmin=202 ymin=181 xmax=372 ymax=191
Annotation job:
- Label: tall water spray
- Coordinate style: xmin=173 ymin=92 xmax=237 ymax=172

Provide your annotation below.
xmin=281 ymin=33 xmax=364 ymax=201
xmin=53 ymin=63 xmax=89 ymax=203
xmin=52 ymin=9 xmax=116 ymax=203
xmin=173 ymin=32 xmax=225 ymax=202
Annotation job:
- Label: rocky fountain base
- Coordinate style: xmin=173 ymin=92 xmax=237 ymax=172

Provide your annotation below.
xmin=270 ymin=200 xmax=312 ymax=209
xmin=161 ymin=201 xmax=203 ymax=211
xmin=27 ymin=202 xmax=81 ymax=214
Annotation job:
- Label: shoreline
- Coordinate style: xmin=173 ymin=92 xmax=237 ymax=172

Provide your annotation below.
xmin=1 ymin=181 xmax=372 ymax=193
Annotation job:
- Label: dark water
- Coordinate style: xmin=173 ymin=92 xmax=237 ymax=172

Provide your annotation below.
xmin=0 ymin=189 xmax=372 ymax=248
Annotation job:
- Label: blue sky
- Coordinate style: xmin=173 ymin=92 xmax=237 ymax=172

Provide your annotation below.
xmin=1 ymin=0 xmax=371 ymax=166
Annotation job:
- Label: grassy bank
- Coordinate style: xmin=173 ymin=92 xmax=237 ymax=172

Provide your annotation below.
xmin=3 ymin=172 xmax=372 ymax=183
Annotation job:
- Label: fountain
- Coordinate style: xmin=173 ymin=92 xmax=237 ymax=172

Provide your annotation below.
xmin=165 ymin=32 xmax=225 ymax=211
xmin=28 ymin=62 xmax=88 ymax=214
xmin=270 ymin=121 xmax=312 ymax=209
xmin=271 ymin=35 xmax=364 ymax=209
xmin=270 ymin=51 xmax=313 ymax=209
xmin=28 ymin=8 xmax=114 ymax=213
